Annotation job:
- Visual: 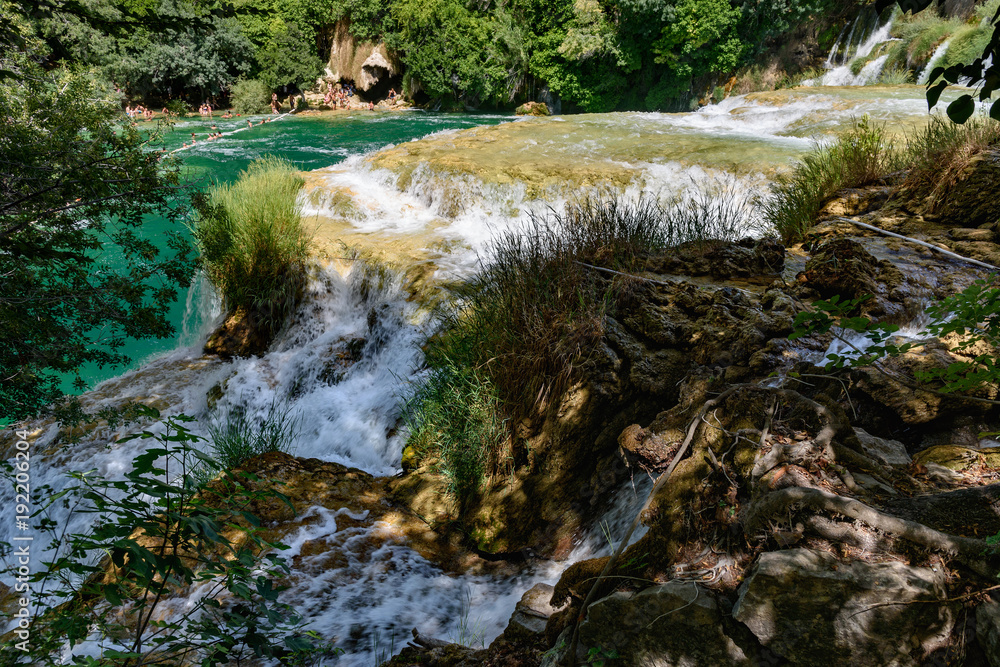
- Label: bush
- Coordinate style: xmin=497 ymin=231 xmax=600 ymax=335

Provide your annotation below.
xmin=762 ymin=115 xmax=902 ymax=242
xmin=1 ymin=414 xmax=315 ymax=665
xmin=229 ymin=77 xmax=272 ymax=115
xmin=193 ymin=156 xmax=310 ymax=336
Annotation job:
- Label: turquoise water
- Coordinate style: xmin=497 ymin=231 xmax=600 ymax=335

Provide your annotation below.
xmin=75 ymin=111 xmax=511 ymax=392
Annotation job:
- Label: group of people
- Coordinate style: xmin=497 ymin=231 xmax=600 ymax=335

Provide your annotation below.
xmin=323 ymin=81 xmax=361 ymax=109
xmin=198 ymin=102 xmax=214 ymax=116
xmin=125 ymin=104 xmax=154 ymax=120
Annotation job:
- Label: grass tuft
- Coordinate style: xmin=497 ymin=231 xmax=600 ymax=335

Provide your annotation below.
xmin=405 ymin=191 xmax=754 ymax=500
xmin=761 ymin=115 xmax=902 ymax=242
xmin=207 ymin=398 xmax=300 ymax=469
xmin=194 ymin=156 xmax=310 ymax=336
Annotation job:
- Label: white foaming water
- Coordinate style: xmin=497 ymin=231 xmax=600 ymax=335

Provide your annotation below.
xmin=917 ymin=40 xmax=951 ymax=84
xmin=805 ymin=14 xmax=897 ymax=86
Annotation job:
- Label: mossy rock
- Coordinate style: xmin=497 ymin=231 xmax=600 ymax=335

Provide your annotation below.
xmin=913 ymin=445 xmax=983 ymax=471
xmin=515 ymin=101 xmax=550 ymax=116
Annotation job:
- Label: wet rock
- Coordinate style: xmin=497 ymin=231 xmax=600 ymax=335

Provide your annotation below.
xmin=950 ymin=227 xmax=996 ymax=242
xmin=578 ymin=581 xmax=752 ymax=666
xmin=733 ymin=548 xmax=957 ymax=666
xmin=204 ymin=307 xmax=275 ymax=358
xmin=819 ymin=186 xmax=892 ymax=217
xmin=853 ymin=427 xmax=911 ymax=466
xmin=515 ymin=101 xmax=550 ymax=116
xmin=977 ymin=598 xmax=1000 ymax=667
xmin=797 ymin=238 xmax=908 ymax=321
xmin=502 ymin=583 xmax=568 ymax=641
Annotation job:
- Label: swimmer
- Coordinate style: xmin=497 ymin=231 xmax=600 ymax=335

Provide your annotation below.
xmin=247 ymin=120 xmax=252 ymax=128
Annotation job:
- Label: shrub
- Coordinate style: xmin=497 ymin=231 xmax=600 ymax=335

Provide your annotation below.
xmin=193 ymin=156 xmax=310 ymax=336
xmin=940 ymin=24 xmax=992 ymax=70
xmin=761 ymin=115 xmax=902 ymax=242
xmin=229 ymin=77 xmax=272 ymax=115
xmin=1 ymin=414 xmax=315 ymax=665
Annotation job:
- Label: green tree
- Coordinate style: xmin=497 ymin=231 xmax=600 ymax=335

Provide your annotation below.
xmin=0 ymin=50 xmax=196 ymax=421
xmin=256 ymin=20 xmax=324 ymax=91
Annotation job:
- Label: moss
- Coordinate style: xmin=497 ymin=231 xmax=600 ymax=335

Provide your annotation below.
xmin=941 ymin=25 xmax=991 ymax=70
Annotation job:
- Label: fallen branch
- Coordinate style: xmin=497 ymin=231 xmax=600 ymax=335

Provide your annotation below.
xmin=835 ymin=217 xmax=1000 ymax=272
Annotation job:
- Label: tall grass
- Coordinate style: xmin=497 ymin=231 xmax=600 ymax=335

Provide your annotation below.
xmin=761 ymin=116 xmax=902 ymax=242
xmin=403 ymin=191 xmax=754 ymax=499
xmin=207 ymin=398 xmax=300 ymax=469
xmin=897 ymin=115 xmax=1000 ymax=213
xmin=194 ymin=157 xmax=310 ymax=335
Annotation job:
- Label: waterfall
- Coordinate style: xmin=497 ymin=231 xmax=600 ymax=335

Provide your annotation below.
xmin=917 ymin=40 xmax=951 ymax=84
xmin=806 ymin=9 xmax=898 ymax=86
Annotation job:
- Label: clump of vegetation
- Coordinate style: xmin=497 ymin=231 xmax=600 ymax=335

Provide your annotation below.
xmin=193 ymin=156 xmax=311 ymax=337
xmin=2 ymin=414 xmax=317 ymax=665
xmin=405 ymin=193 xmax=752 ymax=499
xmin=762 ymin=115 xmax=902 ymax=242
xmin=229 ymin=77 xmax=272 ymax=115
xmin=207 ymin=398 xmax=300 ymax=469
xmin=896 ymin=115 xmax=1000 ymax=213
xmin=403 ymin=364 xmax=509 ymax=501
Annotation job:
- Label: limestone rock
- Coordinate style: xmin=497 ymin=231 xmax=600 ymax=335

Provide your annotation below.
xmin=853 ymin=427 xmax=911 ymax=466
xmin=578 ymin=581 xmax=752 ymax=666
xmin=515 ymin=101 xmax=550 ymax=116
xmin=502 ymin=583 xmax=567 ymax=641
xmin=924 ymin=148 xmax=1000 ymax=228
xmin=977 ymin=598 xmax=1000 ymax=667
xmin=325 ymin=20 xmax=398 ymax=94
xmin=204 ymin=308 xmax=274 ymax=358
xmin=733 ymin=548 xmax=956 ymax=666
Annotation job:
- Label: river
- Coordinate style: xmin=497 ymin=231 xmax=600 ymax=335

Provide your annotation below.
xmin=2 ymin=82 xmax=967 ymax=664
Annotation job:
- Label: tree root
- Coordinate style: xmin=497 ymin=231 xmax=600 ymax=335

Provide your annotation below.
xmin=744 ymin=485 xmax=996 ymax=578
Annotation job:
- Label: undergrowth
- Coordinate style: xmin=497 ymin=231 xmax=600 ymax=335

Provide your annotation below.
xmin=405 ymin=191 xmax=754 ymax=500
xmin=193 ymin=156 xmax=311 ymax=336
xmin=207 ymin=398 xmax=300 ymax=470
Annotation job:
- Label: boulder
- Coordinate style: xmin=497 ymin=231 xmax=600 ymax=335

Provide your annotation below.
xmin=853 ymin=427 xmax=911 ymax=466
xmin=501 ymin=583 xmax=568 ymax=641
xmin=978 ymin=598 xmax=1000 ymax=667
xmin=924 ymin=147 xmax=1000 ymax=228
xmin=515 ymin=101 xmax=550 ymax=116
xmin=577 ymin=581 xmax=752 ymax=666
xmin=325 ymin=20 xmax=398 ymax=93
xmin=733 ymin=548 xmax=957 ymax=666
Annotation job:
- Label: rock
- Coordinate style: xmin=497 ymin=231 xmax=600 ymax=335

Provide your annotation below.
xmin=646 ymin=237 xmax=785 ymax=282
xmin=502 ymin=583 xmax=567 ymax=641
xmin=950 ymin=227 xmax=996 ymax=242
xmin=515 ymin=101 xmax=550 ymax=116
xmin=819 ymin=186 xmax=892 ymax=217
xmin=977 ymin=598 xmax=1000 ymax=667
xmin=733 ymin=548 xmax=957 ymax=666
xmin=913 ymin=444 xmax=983 ymax=471
xmin=924 ymin=148 xmax=1000 ymax=228
xmin=853 ymin=427 xmax=911 ymax=466
xmin=204 ymin=307 xmax=274 ymax=358
xmin=796 ymin=238 xmax=909 ymax=321
xmin=578 ymin=581 xmax=752 ymax=666
xmin=324 ymin=20 xmax=399 ymax=94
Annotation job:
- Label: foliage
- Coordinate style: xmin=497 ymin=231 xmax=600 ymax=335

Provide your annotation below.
xmin=0 ymin=413 xmax=318 ymax=666
xmin=877 ymin=0 xmax=1000 ymax=122
xmin=192 ymin=157 xmax=310 ymax=335
xmin=207 ymin=398 xmax=301 ymax=470
xmin=403 ymin=363 xmax=509 ymax=502
xmin=0 ymin=52 xmax=196 ymax=421
xmin=229 ymin=76 xmax=273 ymax=115
xmin=255 ymin=20 xmax=324 ymax=92
xmin=790 ymin=278 xmax=1000 ymax=395
xmin=761 ymin=115 xmax=902 ymax=242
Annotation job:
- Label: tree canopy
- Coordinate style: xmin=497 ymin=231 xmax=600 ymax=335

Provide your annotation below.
xmin=0 ymin=48 xmax=196 ymax=420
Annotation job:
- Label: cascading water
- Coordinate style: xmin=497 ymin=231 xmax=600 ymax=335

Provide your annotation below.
xmin=0 ymin=87 xmax=963 ymax=664
xmin=917 ymin=40 xmax=952 ymax=84
xmin=806 ymin=9 xmax=898 ymax=86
